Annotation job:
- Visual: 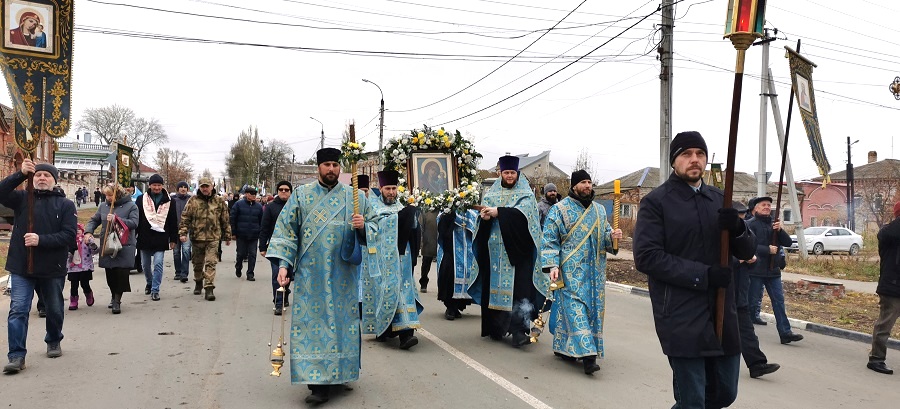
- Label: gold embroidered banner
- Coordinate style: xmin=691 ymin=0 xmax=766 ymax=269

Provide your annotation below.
xmin=0 ymin=0 xmax=74 ymax=153
xmin=786 ymin=46 xmax=830 ymax=184
xmin=116 ymin=143 xmax=133 ymax=187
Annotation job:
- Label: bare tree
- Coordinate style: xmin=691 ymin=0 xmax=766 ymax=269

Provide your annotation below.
xmin=575 ymin=147 xmax=595 ymax=175
xmin=129 ymin=117 xmax=168 ymax=172
xmin=77 ymin=105 xmax=135 ymax=144
xmin=259 ymin=139 xmax=293 ymax=190
xmin=154 ymin=148 xmax=193 ymax=192
xmin=201 ymin=168 xmax=213 ymax=180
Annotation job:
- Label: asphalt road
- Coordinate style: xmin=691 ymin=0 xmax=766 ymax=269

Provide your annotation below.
xmin=1 ymin=249 xmax=897 ymax=409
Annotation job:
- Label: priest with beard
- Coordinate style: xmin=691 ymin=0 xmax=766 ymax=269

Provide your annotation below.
xmin=541 ymin=170 xmax=622 ymax=374
xmin=360 ymin=170 xmax=423 ymax=350
xmin=471 ymin=155 xmax=547 ymax=347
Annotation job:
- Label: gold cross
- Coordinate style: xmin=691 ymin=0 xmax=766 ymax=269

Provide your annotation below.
xmin=313 ymin=209 xmax=328 ymax=223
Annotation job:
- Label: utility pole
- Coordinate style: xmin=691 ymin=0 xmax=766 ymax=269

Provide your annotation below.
xmin=847 ymin=136 xmax=859 ymax=230
xmin=756 ymin=28 xmax=772 ymax=197
xmin=290 ymin=153 xmax=295 ymax=185
xmin=378 ymin=96 xmax=385 ymax=153
xmin=659 ymin=0 xmax=674 ymax=184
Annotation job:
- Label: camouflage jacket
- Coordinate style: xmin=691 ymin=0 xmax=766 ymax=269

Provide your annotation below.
xmin=178 ymin=191 xmax=232 ymax=242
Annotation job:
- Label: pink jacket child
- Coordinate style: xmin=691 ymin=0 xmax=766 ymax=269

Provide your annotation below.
xmin=67 ymin=223 xmax=99 ymax=310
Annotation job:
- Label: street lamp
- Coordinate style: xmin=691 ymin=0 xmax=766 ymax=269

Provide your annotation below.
xmin=361 ymin=78 xmax=385 ymax=152
xmin=310 ymin=117 xmax=324 ymax=150
xmin=847 ymin=137 xmax=859 ymax=231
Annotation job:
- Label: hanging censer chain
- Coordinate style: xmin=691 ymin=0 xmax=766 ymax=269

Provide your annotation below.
xmin=530 ymin=281 xmax=560 ymax=343
xmin=268 ymin=286 xmax=288 ymax=377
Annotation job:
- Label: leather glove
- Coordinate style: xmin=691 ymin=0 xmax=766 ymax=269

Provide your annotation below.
xmin=718 ymin=207 xmax=745 ymax=237
xmin=707 ymin=265 xmax=732 ymax=288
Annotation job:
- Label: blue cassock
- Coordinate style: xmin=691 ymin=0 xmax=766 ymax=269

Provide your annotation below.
xmin=266 ymin=182 xmax=365 ymax=385
xmin=436 ymin=209 xmax=479 ymax=299
xmin=540 ymin=196 xmax=614 ymax=358
xmin=470 ymin=173 xmax=549 ymax=310
xmin=361 ymin=198 xmax=423 ymax=336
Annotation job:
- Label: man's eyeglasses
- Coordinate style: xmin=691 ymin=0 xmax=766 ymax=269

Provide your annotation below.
xmin=278 ymin=188 xmax=291 ymax=192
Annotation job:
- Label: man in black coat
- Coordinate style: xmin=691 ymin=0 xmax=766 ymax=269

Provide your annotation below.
xmin=733 ymin=202 xmax=780 ymax=379
xmin=747 ymin=196 xmax=803 ymax=344
xmin=634 ymin=131 xmax=755 ymax=408
xmin=136 ymin=174 xmax=179 ymax=301
xmin=2 ymin=160 xmax=77 ymax=374
xmin=868 ymin=201 xmax=900 ymax=375
xmin=231 ymin=185 xmax=263 ymax=281
xmin=260 ymin=180 xmax=292 ymax=313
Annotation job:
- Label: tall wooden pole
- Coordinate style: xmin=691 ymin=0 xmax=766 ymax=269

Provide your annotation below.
xmin=717 ymin=33 xmax=755 ymax=342
xmin=26 ymin=151 xmax=34 ymax=274
xmin=770 ymin=39 xmax=801 ymax=269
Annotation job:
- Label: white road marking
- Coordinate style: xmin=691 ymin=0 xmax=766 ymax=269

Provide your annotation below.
xmin=418 ymin=329 xmax=553 ymax=409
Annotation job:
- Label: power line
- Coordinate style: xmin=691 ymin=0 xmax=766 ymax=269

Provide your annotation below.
xmin=410 ymin=0 xmax=658 ymax=124
xmin=434 ymin=3 xmax=663 ymax=126
xmin=391 ymin=0 xmax=587 ymax=113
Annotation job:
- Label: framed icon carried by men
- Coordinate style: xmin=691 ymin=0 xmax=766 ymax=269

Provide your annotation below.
xmin=409 ymin=152 xmax=456 ymax=193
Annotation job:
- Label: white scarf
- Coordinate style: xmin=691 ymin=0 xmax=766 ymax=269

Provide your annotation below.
xmin=143 ymin=192 xmax=171 ymax=233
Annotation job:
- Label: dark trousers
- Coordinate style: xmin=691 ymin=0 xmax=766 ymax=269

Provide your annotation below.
xmin=420 ymin=256 xmax=434 ymax=289
xmin=69 ymin=279 xmax=92 ymax=297
xmin=234 ymin=237 xmax=258 ymax=276
xmin=269 ymin=260 xmax=291 ymax=307
xmin=737 ymin=306 xmax=767 ymax=368
xmin=668 ymin=354 xmax=740 ymax=409
xmin=870 ymin=294 xmax=900 ymax=363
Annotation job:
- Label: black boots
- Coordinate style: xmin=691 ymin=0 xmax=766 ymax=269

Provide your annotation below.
xmin=305 ymin=385 xmax=330 ymax=403
xmin=583 ymin=356 xmax=600 ymax=375
xmin=3 ymin=356 xmax=25 ymax=374
xmin=205 ymin=287 xmax=216 ymax=301
xmin=194 ymin=281 xmax=203 ymax=295
xmin=111 ymin=293 xmax=122 ymax=314
xmin=398 ymin=330 xmax=419 ymax=350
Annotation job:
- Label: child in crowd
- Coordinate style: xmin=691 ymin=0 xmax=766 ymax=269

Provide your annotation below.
xmin=67 ymin=223 xmax=98 ymax=310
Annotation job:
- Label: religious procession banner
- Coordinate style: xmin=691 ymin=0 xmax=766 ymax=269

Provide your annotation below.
xmin=785 ymin=46 xmax=830 ymax=184
xmin=0 ymin=0 xmax=74 ymax=153
xmin=116 ymin=143 xmax=133 ymax=187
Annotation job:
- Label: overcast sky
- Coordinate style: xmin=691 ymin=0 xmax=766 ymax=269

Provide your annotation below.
xmin=4 ymin=0 xmax=897 ymax=185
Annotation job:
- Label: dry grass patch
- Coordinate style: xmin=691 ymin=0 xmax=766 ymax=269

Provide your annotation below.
xmin=785 ymin=254 xmax=879 ymax=282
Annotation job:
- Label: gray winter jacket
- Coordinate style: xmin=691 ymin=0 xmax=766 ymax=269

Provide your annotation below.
xmin=85 ymin=195 xmax=139 ymax=269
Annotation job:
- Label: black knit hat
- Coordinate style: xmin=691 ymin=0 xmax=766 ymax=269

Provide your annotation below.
xmin=176 ymin=181 xmax=190 ymax=189
xmin=148 ymin=174 xmax=164 ymax=185
xmin=276 ymin=180 xmax=292 ymax=191
xmin=357 ymin=175 xmax=370 ymax=189
xmin=316 ymin=148 xmax=341 ymax=165
xmin=571 ymin=169 xmax=591 ymax=187
xmin=377 ymin=170 xmax=400 ymax=187
xmin=34 ymin=163 xmax=58 ymax=181
xmin=670 ymin=131 xmax=708 ymax=165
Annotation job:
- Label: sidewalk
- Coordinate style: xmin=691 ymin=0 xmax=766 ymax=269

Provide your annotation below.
xmin=610 ymin=248 xmax=877 ymax=294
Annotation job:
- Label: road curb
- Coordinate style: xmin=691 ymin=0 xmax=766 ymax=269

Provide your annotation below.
xmin=607 ymin=279 xmax=900 ymax=351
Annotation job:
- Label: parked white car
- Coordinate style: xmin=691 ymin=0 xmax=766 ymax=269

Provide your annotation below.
xmin=789 ymin=226 xmax=863 ymax=255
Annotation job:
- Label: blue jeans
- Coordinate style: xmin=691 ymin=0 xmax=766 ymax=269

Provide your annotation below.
xmin=141 ymin=250 xmax=166 ymax=294
xmin=668 ymin=355 xmax=740 ymax=409
xmin=749 ymin=275 xmax=792 ymax=337
xmin=8 ymin=274 xmax=65 ymax=360
xmin=173 ymin=240 xmax=192 ymax=279
xmin=270 ymin=260 xmax=291 ymax=307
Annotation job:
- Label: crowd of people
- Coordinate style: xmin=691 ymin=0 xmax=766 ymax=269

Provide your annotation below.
xmin=3 ymin=134 xmax=899 ymax=408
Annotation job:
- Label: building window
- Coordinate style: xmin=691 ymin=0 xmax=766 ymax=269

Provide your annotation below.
xmin=810 ymin=216 xmax=817 ymax=226
xmin=783 ymin=209 xmax=792 ymax=223
xmin=622 ymin=204 xmax=633 ymax=218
